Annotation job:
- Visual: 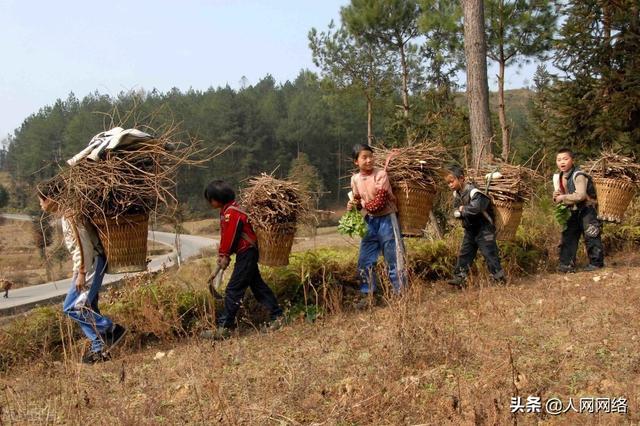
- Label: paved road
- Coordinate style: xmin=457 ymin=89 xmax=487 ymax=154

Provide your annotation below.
xmin=0 ymin=214 xmax=217 ymax=316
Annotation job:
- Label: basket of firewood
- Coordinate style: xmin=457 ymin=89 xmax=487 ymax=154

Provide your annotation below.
xmin=470 ymin=164 xmax=541 ymax=241
xmin=241 ymin=174 xmax=310 ymax=266
xmin=585 ymin=152 xmax=640 ymax=223
xmin=376 ymin=141 xmax=445 ymax=237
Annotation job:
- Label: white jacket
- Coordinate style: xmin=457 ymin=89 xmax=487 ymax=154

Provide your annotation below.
xmin=61 ymin=217 xmax=104 ymax=274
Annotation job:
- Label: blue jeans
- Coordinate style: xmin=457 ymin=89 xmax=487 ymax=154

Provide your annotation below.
xmin=62 ymin=254 xmax=113 ymax=352
xmin=357 ymin=214 xmax=405 ymax=294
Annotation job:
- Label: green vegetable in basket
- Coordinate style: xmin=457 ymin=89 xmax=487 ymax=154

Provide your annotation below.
xmin=338 ymin=208 xmax=367 ymax=238
xmin=554 ymin=203 xmax=571 ymax=230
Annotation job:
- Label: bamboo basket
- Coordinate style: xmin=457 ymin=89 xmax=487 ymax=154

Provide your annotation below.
xmin=493 ymin=200 xmax=523 ymax=241
xmin=392 ymin=181 xmax=436 ymax=237
xmin=93 ymin=213 xmax=149 ymax=274
xmin=593 ymin=177 xmax=637 ymax=223
xmin=255 ymin=223 xmax=296 ymax=267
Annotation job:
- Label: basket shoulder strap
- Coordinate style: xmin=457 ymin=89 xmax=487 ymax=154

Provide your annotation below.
xmin=226 ymin=205 xmax=249 ymax=216
xmin=469 ymin=188 xmax=494 ymax=225
xmin=226 ymin=205 xmax=257 ymax=246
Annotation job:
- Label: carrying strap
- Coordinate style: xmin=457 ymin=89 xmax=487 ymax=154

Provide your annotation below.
xmin=469 ymin=188 xmax=494 ymax=225
xmin=225 ymin=205 xmax=257 ymax=246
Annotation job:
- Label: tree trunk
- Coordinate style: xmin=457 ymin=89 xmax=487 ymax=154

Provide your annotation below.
xmin=367 ymin=95 xmax=374 ymax=144
xmin=462 ymin=0 xmax=493 ymax=167
xmin=399 ymin=41 xmax=412 ymax=145
xmin=399 ymin=43 xmax=410 ymax=119
xmin=498 ymin=59 xmax=510 ymax=161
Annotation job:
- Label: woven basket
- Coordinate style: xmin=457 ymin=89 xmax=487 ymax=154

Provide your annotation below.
xmin=493 ymin=200 xmax=524 ymax=241
xmin=392 ymin=182 xmax=436 ymax=237
xmin=255 ymin=223 xmax=296 ymax=267
xmin=593 ymin=177 xmax=637 ymax=223
xmin=93 ymin=214 xmax=149 ymax=274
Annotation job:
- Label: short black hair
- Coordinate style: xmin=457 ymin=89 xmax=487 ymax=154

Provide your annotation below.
xmin=557 ymin=147 xmax=575 ymax=158
xmin=351 ymin=143 xmax=374 ymax=161
xmin=446 ymin=164 xmax=465 ymax=179
xmin=203 ymin=180 xmax=235 ymax=204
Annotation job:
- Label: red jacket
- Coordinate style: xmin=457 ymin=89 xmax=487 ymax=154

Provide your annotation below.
xmin=219 ymin=201 xmax=257 ymax=257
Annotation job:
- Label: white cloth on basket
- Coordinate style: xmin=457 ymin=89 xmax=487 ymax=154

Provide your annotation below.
xmin=67 ymin=127 xmax=153 ymax=166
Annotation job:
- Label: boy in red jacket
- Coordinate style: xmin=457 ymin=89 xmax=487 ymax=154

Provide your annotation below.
xmin=201 ymin=180 xmax=283 ymax=340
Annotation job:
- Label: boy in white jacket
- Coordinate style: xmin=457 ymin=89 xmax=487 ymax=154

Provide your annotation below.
xmin=38 ymin=190 xmax=126 ymax=364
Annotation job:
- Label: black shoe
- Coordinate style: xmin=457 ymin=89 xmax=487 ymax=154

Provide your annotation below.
xmin=582 ymin=264 xmax=603 ymax=272
xmin=103 ymin=324 xmax=127 ymax=352
xmin=447 ymin=275 xmax=466 ymax=288
xmin=82 ymin=350 xmax=110 ymax=364
xmin=492 ymin=270 xmax=507 ymax=284
xmin=355 ymin=295 xmax=375 ymax=310
xmin=557 ymin=264 xmax=575 ymax=273
xmin=200 ymin=326 xmax=231 ymax=341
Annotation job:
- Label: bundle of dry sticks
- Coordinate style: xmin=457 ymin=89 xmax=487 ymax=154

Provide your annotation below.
xmin=240 ymin=173 xmax=311 ymax=229
xmin=39 ymin=126 xmax=206 ymax=220
xmin=584 ymin=151 xmax=640 ymax=185
xmin=469 ymin=163 xmax=541 ymax=203
xmin=375 ymin=141 xmax=447 ymax=190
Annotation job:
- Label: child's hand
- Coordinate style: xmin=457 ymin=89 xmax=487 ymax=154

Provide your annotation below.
xmin=347 ymin=200 xmax=360 ymax=211
xmin=76 ymin=272 xmax=86 ymax=291
xmin=217 ymin=255 xmax=230 ymax=270
xmin=555 ymin=194 xmax=565 ymax=203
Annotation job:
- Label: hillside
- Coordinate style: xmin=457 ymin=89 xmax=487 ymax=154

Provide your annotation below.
xmin=1 ymin=251 xmax=639 ymax=424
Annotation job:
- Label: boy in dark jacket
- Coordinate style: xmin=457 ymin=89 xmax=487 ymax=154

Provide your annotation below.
xmin=201 ymin=180 xmax=283 ymax=340
xmin=553 ymin=148 xmax=604 ymax=272
xmin=446 ymin=165 xmax=506 ymax=287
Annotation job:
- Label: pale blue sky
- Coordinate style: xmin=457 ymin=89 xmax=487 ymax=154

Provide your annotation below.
xmin=0 ymin=0 xmax=539 ymax=141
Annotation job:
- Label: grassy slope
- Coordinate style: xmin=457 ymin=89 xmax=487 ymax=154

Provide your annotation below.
xmin=1 ymin=252 xmax=639 ymax=424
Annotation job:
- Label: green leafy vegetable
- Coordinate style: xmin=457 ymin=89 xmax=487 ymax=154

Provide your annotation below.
xmin=338 ymin=208 xmax=367 ymax=238
xmin=554 ymin=204 xmax=571 ymax=230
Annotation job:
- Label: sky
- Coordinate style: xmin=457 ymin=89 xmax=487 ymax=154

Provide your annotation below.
xmin=0 ymin=0 xmax=541 ymax=141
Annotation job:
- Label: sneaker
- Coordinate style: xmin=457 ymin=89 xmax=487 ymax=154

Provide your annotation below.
xmin=200 ymin=326 xmax=231 ymax=341
xmin=492 ymin=270 xmax=507 ymax=285
xmin=557 ymin=264 xmax=575 ymax=273
xmin=261 ymin=316 xmax=286 ymax=332
xmin=103 ymin=324 xmax=128 ymax=352
xmin=582 ymin=264 xmax=603 ymax=272
xmin=447 ymin=275 xmax=466 ymax=288
xmin=355 ymin=295 xmax=374 ymax=310
xmin=82 ymin=350 xmax=110 ymax=364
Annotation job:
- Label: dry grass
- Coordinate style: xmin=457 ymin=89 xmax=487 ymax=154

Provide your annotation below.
xmin=0 ymin=220 xmax=71 ymax=287
xmin=1 ymin=197 xmax=639 ymax=423
xmin=1 ymin=252 xmax=639 ymax=424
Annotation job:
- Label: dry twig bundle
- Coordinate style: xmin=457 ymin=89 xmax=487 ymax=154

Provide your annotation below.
xmin=38 ymin=123 xmax=208 ymax=221
xmin=584 ymin=151 xmax=640 ymax=185
xmin=374 ymin=141 xmax=447 ymax=190
xmin=240 ymin=173 xmax=311 ymax=229
xmin=469 ymin=163 xmax=542 ymax=203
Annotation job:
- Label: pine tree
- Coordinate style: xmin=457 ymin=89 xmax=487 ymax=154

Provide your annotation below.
xmin=341 ymin=0 xmax=422 ymax=134
xmin=549 ymin=0 xmax=640 ymax=155
xmin=485 ymin=0 xmax=556 ymax=160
